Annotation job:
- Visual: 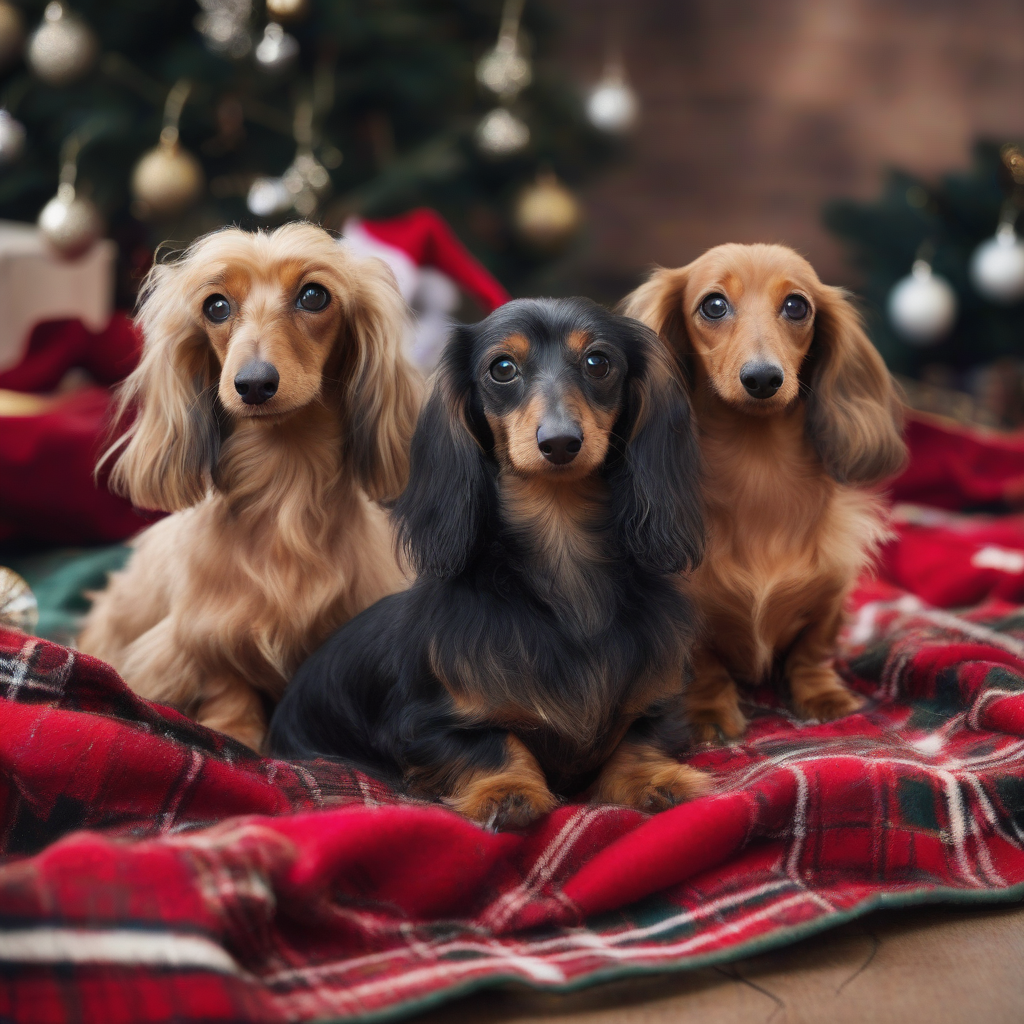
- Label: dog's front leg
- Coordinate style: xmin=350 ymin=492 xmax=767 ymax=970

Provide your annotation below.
xmin=196 ymin=674 xmax=268 ymax=752
xmin=785 ymin=602 xmax=864 ymax=722
xmin=412 ymin=732 xmax=558 ymax=829
xmin=589 ymin=722 xmax=709 ymax=812
xmin=685 ymin=646 xmax=747 ymax=742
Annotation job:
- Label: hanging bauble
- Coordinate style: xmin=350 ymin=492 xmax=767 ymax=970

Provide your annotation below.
xmin=247 ymin=176 xmax=292 ymax=217
xmin=477 ymin=0 xmax=531 ymax=100
xmin=255 ymin=22 xmax=299 ymax=73
xmin=475 ymin=107 xmax=529 ymax=159
xmin=586 ymin=60 xmax=639 ymax=134
xmin=0 ymin=1 xmax=25 ymax=73
xmin=513 ymin=171 xmax=582 ymax=251
xmin=970 ymin=222 xmax=1024 ymax=304
xmin=887 ymin=259 xmax=957 ymax=345
xmin=265 ymin=0 xmax=309 ymax=22
xmin=37 ymin=182 xmax=102 ymax=259
xmin=0 ymin=109 xmax=25 ymax=166
xmin=0 ymin=566 xmax=37 ymax=634
xmin=131 ymin=129 xmax=204 ymax=220
xmin=27 ymin=2 xmax=97 ymax=87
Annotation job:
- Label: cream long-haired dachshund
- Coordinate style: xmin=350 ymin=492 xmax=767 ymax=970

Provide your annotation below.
xmin=79 ymin=223 xmax=421 ymax=750
xmin=623 ymin=243 xmax=906 ymax=741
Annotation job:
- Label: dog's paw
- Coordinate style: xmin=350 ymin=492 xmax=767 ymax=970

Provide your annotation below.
xmin=689 ymin=706 xmax=748 ymax=744
xmin=450 ymin=778 xmax=558 ymax=830
xmin=794 ymin=687 xmax=864 ymax=722
xmin=592 ymin=759 xmax=711 ymax=813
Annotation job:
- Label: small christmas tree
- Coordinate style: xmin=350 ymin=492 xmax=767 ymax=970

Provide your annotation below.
xmin=824 ymin=142 xmax=1024 ymax=379
xmin=0 ymin=0 xmax=617 ymax=303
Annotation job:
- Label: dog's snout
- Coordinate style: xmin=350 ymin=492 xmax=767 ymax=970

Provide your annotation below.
xmin=537 ymin=422 xmax=583 ymax=465
xmin=739 ymin=361 xmax=784 ymax=400
xmin=234 ymin=360 xmax=280 ymax=405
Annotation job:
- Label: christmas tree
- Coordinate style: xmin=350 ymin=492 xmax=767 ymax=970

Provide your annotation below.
xmin=0 ymin=0 xmax=620 ymax=304
xmin=824 ymin=142 xmax=1024 ymax=380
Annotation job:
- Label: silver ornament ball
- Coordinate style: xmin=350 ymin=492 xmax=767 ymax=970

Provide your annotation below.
xmin=247 ymin=176 xmax=292 ymax=217
xmin=475 ymin=107 xmax=530 ymax=159
xmin=970 ymin=223 xmax=1024 ymax=304
xmin=586 ymin=75 xmax=638 ymax=134
xmin=38 ymin=183 xmax=103 ymax=259
xmin=888 ymin=260 xmax=957 ymax=345
xmin=255 ymin=22 xmax=299 ymax=73
xmin=28 ymin=2 xmax=98 ymax=87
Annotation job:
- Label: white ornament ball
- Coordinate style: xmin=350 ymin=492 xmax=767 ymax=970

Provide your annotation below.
xmin=247 ymin=176 xmax=292 ymax=217
xmin=888 ymin=260 xmax=957 ymax=345
xmin=476 ymin=40 xmax=532 ymax=99
xmin=475 ymin=107 xmax=529 ymax=158
xmin=131 ymin=135 xmax=205 ymax=220
xmin=586 ymin=77 xmax=638 ymax=134
xmin=970 ymin=223 xmax=1024 ymax=304
xmin=37 ymin=183 xmax=103 ymax=259
xmin=27 ymin=2 xmax=97 ymax=88
xmin=0 ymin=109 xmax=25 ymax=166
xmin=0 ymin=1 xmax=25 ymax=72
xmin=255 ymin=22 xmax=299 ymax=73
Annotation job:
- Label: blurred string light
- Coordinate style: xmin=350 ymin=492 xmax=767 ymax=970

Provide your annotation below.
xmin=195 ymin=0 xmax=252 ymax=58
xmin=255 ymin=22 xmax=299 ymax=73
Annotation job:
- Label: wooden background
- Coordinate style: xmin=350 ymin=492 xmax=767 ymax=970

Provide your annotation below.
xmin=549 ymin=0 xmax=1024 ymax=300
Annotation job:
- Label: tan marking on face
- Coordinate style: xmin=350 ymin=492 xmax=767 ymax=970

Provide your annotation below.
xmin=495 ymin=333 xmax=530 ymax=363
xmin=566 ymin=329 xmax=590 ymax=353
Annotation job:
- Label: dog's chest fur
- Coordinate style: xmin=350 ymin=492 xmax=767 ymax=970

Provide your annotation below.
xmin=692 ymin=403 xmax=889 ymax=682
xmin=161 ymin=411 xmax=405 ymax=695
xmin=432 ymin=476 xmax=688 ymax=780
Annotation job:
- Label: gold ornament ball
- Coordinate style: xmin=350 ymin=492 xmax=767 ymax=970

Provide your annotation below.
xmin=27 ymin=2 xmax=98 ymax=87
xmin=131 ymin=137 xmax=205 ymax=220
xmin=513 ymin=172 xmax=582 ymax=251
xmin=37 ymin=184 xmax=103 ymax=259
xmin=0 ymin=566 xmax=37 ymax=634
xmin=0 ymin=1 xmax=25 ymax=73
xmin=266 ymin=0 xmax=309 ymax=22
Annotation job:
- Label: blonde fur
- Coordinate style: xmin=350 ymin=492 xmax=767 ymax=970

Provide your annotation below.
xmin=80 ymin=223 xmax=422 ymax=750
xmin=623 ymin=243 xmax=906 ymax=739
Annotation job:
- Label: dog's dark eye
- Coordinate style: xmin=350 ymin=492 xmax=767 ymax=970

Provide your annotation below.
xmin=699 ymin=294 xmax=729 ymax=320
xmin=489 ymin=358 xmax=519 ymax=383
xmin=782 ymin=294 xmax=810 ymax=321
xmin=584 ymin=352 xmax=610 ymax=378
xmin=203 ymin=294 xmax=231 ymax=323
xmin=298 ymin=284 xmax=330 ymax=311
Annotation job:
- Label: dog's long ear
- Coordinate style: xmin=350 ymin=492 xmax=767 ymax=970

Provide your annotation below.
xmin=100 ymin=261 xmax=221 ymax=512
xmin=341 ymin=257 xmax=423 ymax=502
xmin=392 ymin=326 xmax=491 ymax=577
xmin=609 ymin=321 xmax=704 ymax=573
xmin=804 ymin=285 xmax=907 ymax=485
xmin=619 ymin=267 xmax=693 ymax=386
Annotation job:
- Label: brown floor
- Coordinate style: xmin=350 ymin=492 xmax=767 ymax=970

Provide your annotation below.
xmin=419 ymin=902 xmax=1024 ymax=1024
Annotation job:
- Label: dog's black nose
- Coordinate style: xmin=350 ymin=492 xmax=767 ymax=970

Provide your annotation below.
xmin=234 ymin=361 xmax=280 ymax=405
xmin=740 ymin=361 xmax=784 ymax=399
xmin=537 ymin=425 xmax=583 ymax=465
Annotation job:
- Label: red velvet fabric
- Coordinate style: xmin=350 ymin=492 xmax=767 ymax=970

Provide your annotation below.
xmin=0 ymin=316 xmax=146 ymax=544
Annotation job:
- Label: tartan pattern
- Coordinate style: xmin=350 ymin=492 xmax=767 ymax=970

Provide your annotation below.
xmin=1 ymin=579 xmax=1024 ymax=1022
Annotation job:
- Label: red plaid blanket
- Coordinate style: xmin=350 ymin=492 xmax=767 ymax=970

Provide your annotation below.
xmin=2 ymin=575 xmax=1024 ymax=1023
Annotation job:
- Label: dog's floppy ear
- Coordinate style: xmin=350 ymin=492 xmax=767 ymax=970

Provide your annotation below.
xmin=609 ymin=320 xmax=704 ymax=573
xmin=804 ymin=284 xmax=907 ymax=485
xmin=340 ymin=257 xmax=423 ymax=502
xmin=392 ymin=326 xmax=491 ymax=577
xmin=100 ymin=261 xmax=222 ymax=512
xmin=619 ymin=267 xmax=693 ymax=386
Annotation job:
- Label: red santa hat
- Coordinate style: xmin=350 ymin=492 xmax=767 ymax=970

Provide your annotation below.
xmin=342 ymin=208 xmax=510 ymax=371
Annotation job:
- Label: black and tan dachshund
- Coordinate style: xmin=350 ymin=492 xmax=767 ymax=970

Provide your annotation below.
xmin=269 ymin=297 xmax=709 ymax=826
